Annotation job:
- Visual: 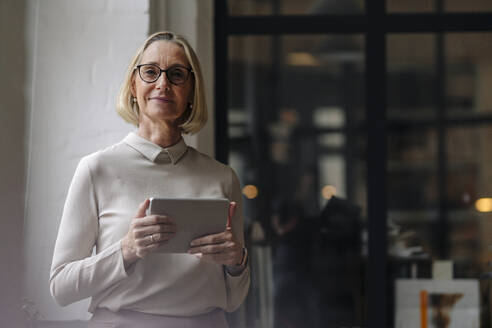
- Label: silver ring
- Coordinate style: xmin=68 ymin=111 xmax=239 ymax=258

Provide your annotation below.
xmin=150 ymin=234 xmax=155 ymax=243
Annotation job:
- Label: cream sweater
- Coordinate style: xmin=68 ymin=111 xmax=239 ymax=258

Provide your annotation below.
xmin=49 ymin=132 xmax=250 ymax=316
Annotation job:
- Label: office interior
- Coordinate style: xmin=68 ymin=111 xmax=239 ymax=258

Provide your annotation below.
xmin=3 ymin=0 xmax=492 ymax=327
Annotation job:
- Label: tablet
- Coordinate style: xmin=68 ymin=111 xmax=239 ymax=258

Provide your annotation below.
xmin=147 ymin=197 xmax=229 ymax=253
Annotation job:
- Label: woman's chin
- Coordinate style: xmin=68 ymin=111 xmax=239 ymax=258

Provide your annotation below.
xmin=144 ymin=108 xmax=182 ymax=124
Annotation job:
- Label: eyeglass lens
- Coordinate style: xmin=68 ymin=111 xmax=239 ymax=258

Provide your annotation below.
xmin=138 ymin=64 xmax=190 ymax=85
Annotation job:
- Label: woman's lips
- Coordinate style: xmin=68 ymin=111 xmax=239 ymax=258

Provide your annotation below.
xmin=149 ymin=97 xmax=173 ymax=103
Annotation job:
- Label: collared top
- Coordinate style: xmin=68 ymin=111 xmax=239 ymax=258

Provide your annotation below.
xmin=124 ymin=132 xmax=188 ymax=164
xmin=49 ymin=132 xmax=250 ymax=316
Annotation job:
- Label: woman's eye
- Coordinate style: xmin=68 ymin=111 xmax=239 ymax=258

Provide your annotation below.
xmin=170 ymin=69 xmax=185 ymax=79
xmin=140 ymin=65 xmax=159 ymax=77
xmin=145 ymin=69 xmax=158 ymax=75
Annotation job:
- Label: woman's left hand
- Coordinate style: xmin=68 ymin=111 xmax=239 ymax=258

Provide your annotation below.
xmin=188 ymin=202 xmax=243 ymax=267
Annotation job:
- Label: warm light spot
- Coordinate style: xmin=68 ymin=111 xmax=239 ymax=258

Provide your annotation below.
xmin=243 ymin=185 xmax=259 ymax=199
xmin=476 ymin=198 xmax=492 ymax=212
xmin=286 ymin=52 xmax=320 ymax=66
xmin=322 ymin=185 xmax=337 ymax=200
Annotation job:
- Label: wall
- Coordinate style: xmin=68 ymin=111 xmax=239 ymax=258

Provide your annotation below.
xmin=23 ymin=0 xmax=149 ymax=320
xmin=0 ymin=0 xmax=27 ymax=326
xmin=149 ymin=0 xmax=215 ymax=157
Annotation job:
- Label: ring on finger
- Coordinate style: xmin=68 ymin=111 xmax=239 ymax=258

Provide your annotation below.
xmin=150 ymin=234 xmax=155 ymax=243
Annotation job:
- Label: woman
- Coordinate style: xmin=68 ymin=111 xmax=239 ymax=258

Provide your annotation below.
xmin=49 ymin=31 xmax=250 ymax=328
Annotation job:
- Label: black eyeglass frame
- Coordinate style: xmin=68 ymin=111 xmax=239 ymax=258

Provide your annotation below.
xmin=134 ymin=64 xmax=194 ymax=85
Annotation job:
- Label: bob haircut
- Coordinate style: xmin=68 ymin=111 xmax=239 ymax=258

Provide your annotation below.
xmin=116 ymin=31 xmax=207 ymax=134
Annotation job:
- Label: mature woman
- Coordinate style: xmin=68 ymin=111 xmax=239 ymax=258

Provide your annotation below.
xmin=49 ymin=31 xmax=250 ymax=328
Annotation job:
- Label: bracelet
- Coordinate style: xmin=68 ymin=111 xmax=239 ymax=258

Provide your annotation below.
xmin=236 ymin=247 xmax=248 ymax=267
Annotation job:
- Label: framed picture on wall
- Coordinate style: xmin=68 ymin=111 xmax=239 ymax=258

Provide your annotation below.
xmin=395 ymin=279 xmax=479 ymax=328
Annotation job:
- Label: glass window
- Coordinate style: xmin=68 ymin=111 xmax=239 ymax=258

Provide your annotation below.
xmin=388 ymin=128 xmax=438 ymax=210
xmin=445 ymin=33 xmax=492 ymax=118
xmin=228 ymin=0 xmax=365 ymax=16
xmin=387 ymin=34 xmax=437 ymax=120
xmin=387 ymin=125 xmax=438 ymax=292
xmin=446 ymin=126 xmax=492 ymax=277
xmin=387 ymin=32 xmax=492 ymax=327
xmin=228 ymin=34 xmax=367 ymax=327
xmin=387 ymin=0 xmax=435 ymax=13
xmin=387 ymin=0 xmax=492 ymax=13
xmin=446 ymin=0 xmax=492 ymax=12
xmin=387 ymin=127 xmax=442 ymax=325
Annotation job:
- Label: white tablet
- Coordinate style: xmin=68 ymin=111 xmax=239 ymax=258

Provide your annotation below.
xmin=147 ymin=197 xmax=229 ymax=253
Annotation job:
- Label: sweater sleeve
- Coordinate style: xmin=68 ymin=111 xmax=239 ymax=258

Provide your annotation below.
xmin=49 ymin=157 xmax=128 ymax=307
xmin=224 ymin=168 xmax=251 ymax=312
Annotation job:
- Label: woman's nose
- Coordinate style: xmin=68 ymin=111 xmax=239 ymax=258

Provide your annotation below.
xmin=155 ymin=71 xmax=171 ymax=89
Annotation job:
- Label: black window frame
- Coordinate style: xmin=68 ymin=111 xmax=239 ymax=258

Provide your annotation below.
xmin=214 ymin=1 xmax=492 ymax=326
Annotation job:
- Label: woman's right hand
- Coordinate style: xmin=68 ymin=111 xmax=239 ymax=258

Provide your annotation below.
xmin=121 ymin=199 xmax=177 ymax=268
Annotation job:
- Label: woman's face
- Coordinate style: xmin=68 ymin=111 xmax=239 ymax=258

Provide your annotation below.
xmin=132 ymin=41 xmax=193 ymax=127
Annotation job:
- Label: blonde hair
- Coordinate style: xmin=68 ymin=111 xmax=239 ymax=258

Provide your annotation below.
xmin=116 ymin=31 xmax=207 ymax=134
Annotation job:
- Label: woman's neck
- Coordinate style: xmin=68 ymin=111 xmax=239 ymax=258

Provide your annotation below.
xmin=137 ymin=119 xmax=182 ymax=148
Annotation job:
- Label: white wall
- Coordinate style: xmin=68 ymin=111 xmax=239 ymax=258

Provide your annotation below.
xmin=24 ymin=0 xmax=149 ymax=320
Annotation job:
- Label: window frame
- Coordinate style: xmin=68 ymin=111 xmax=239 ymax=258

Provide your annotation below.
xmin=214 ymin=1 xmax=492 ymax=326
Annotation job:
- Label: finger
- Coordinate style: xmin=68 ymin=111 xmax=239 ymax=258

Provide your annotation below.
xmin=153 ymin=232 xmax=176 ymax=242
xmin=139 ymin=234 xmax=170 ymax=247
xmin=140 ymin=215 xmax=175 ymax=226
xmin=133 ymin=222 xmax=176 ymax=238
xmin=154 ymin=223 xmax=177 ymax=234
xmin=135 ymin=199 xmax=150 ymax=218
xmin=188 ymin=242 xmax=233 ymax=255
xmin=226 ymin=202 xmax=237 ymax=229
xmin=190 ymin=231 xmax=230 ymax=247
xmin=135 ymin=235 xmax=151 ymax=247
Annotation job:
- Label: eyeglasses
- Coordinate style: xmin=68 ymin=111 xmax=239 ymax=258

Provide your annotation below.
xmin=135 ymin=64 xmax=193 ymax=85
